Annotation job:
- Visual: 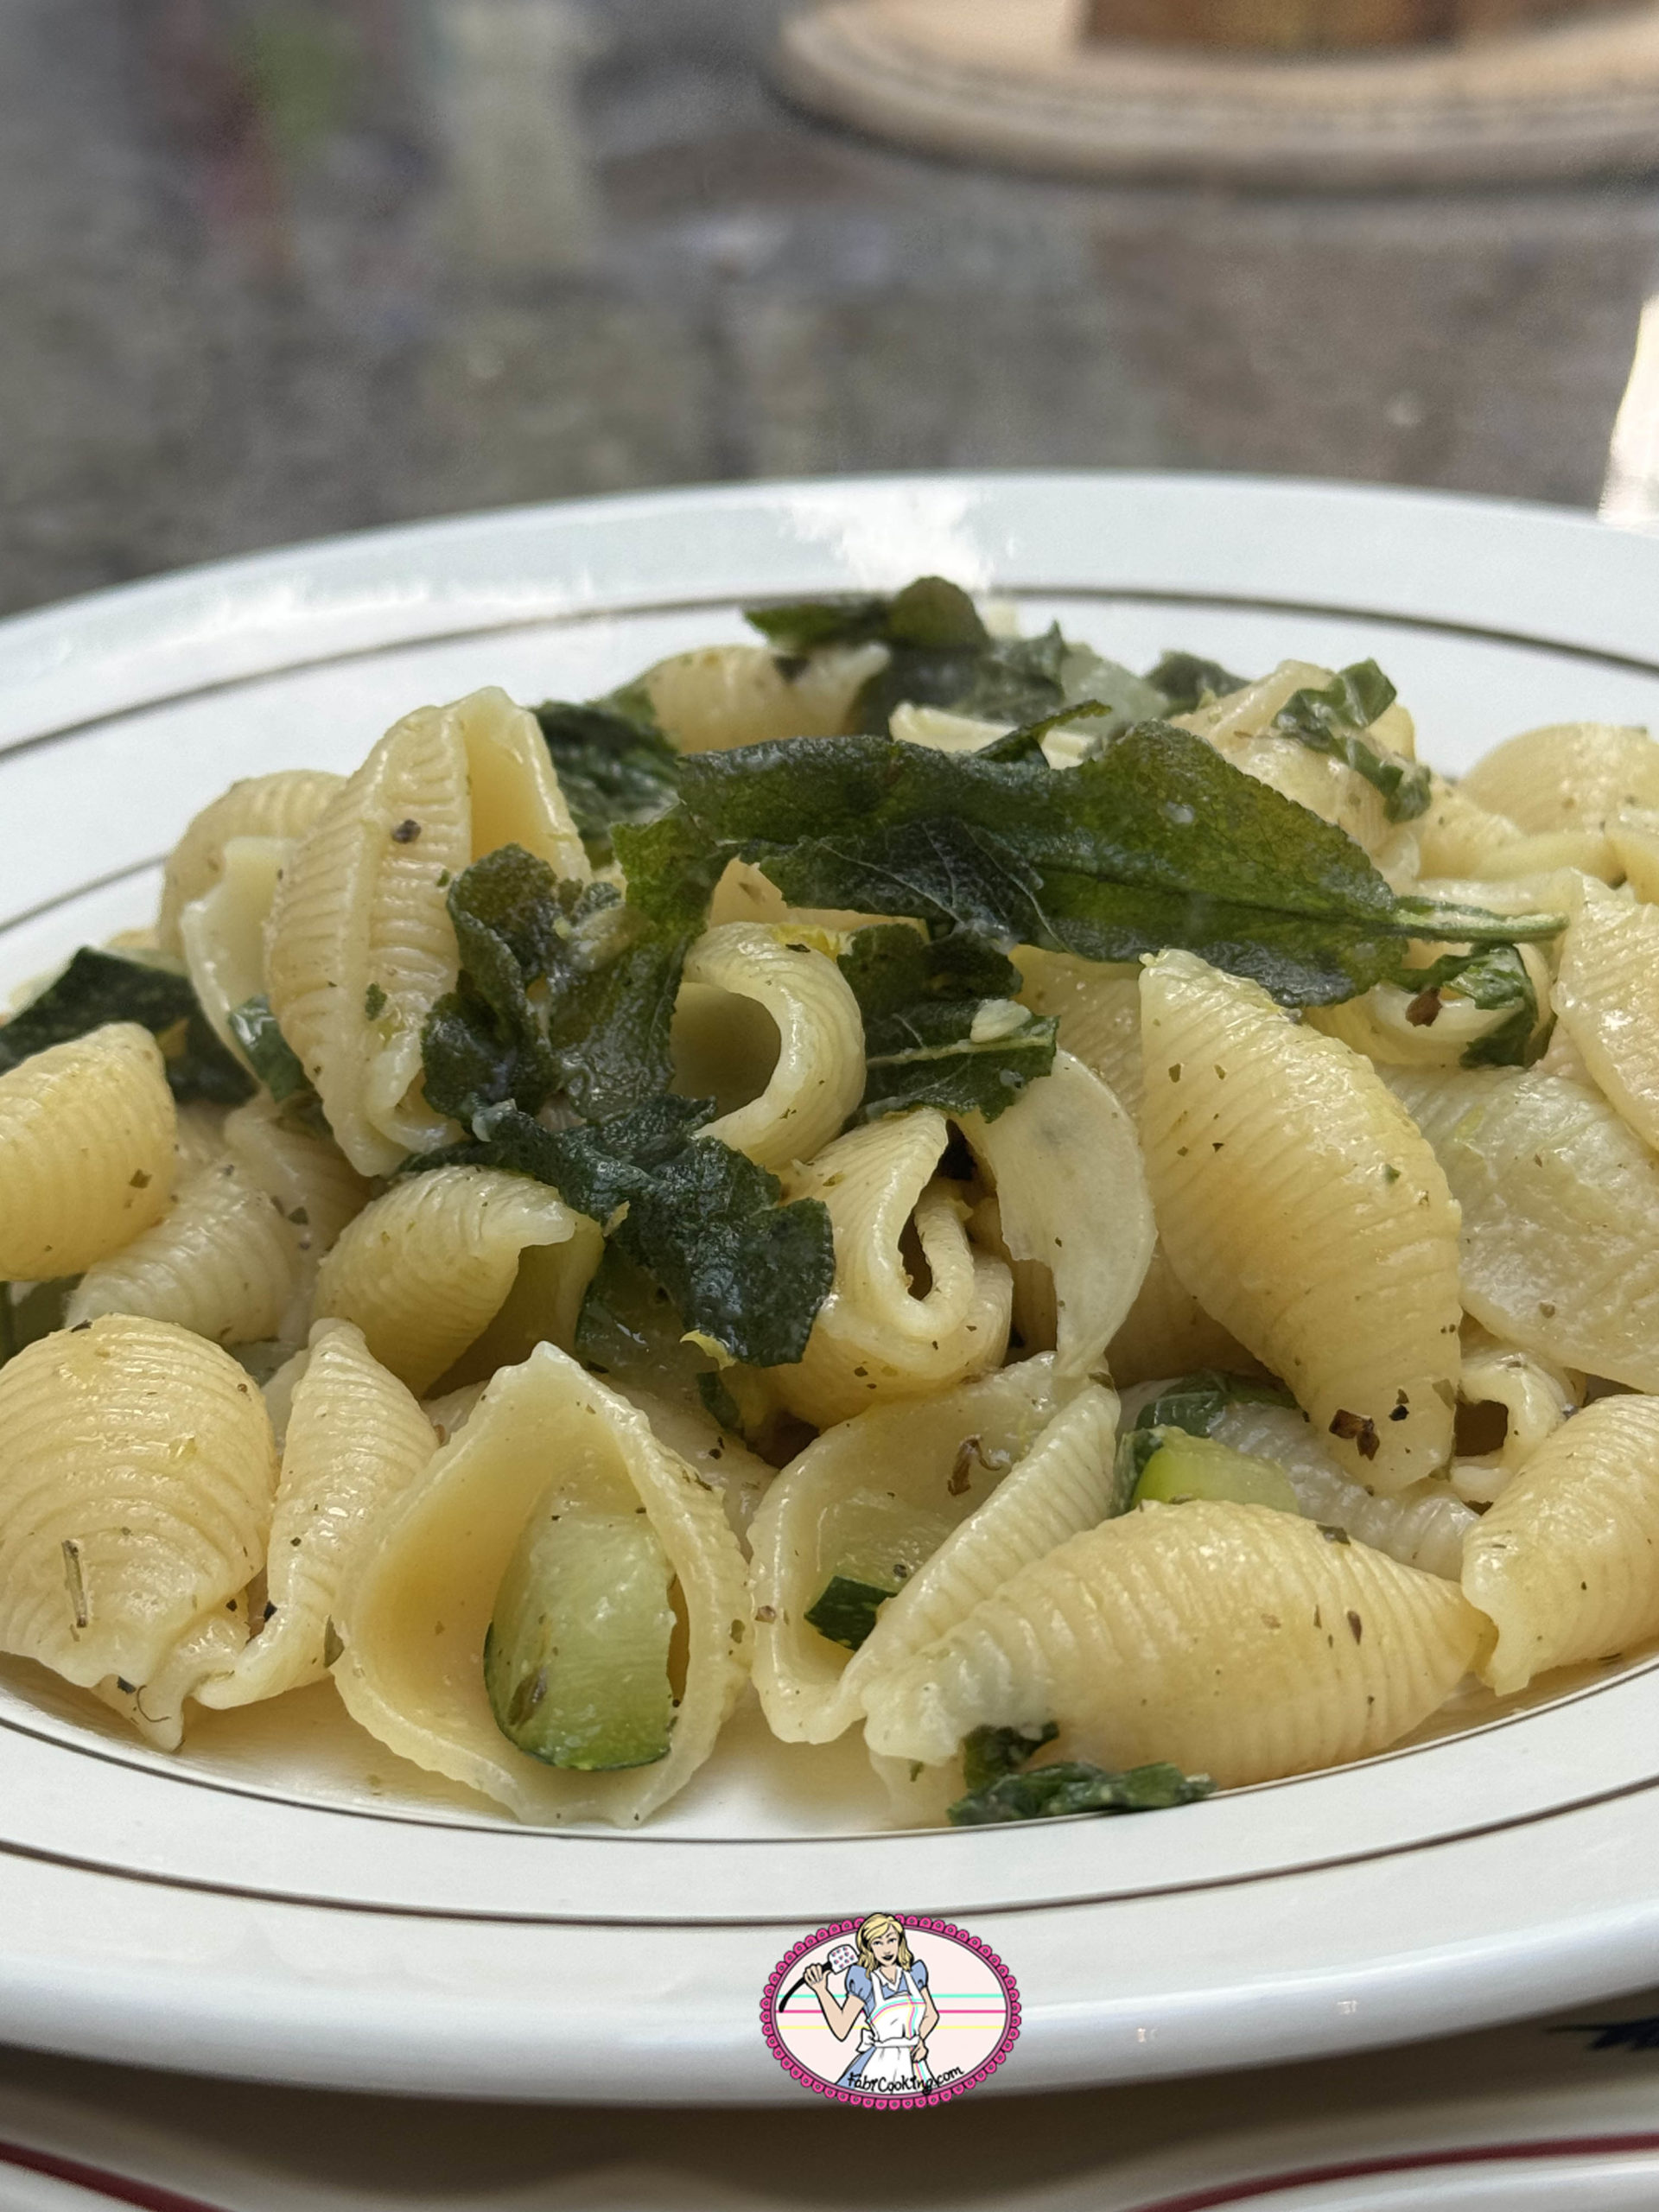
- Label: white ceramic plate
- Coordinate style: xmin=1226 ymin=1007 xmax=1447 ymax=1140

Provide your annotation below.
xmin=7 ymin=474 xmax=1659 ymax=2105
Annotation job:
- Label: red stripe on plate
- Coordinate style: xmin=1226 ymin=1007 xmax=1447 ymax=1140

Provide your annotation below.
xmin=0 ymin=2138 xmax=228 ymax=2212
xmin=1128 ymin=2132 xmax=1659 ymax=2211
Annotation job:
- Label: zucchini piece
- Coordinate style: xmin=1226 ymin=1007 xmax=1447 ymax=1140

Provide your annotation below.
xmin=485 ymin=1500 xmax=676 ymax=1770
xmin=1132 ymin=1428 xmax=1300 ymax=1515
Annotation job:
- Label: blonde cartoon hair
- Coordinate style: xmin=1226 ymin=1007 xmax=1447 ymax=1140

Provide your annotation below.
xmin=855 ymin=1912 xmax=914 ymax=1975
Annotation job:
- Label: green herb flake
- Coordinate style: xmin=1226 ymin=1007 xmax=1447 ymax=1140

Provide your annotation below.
xmin=364 ymin=982 xmax=387 ymax=1020
xmin=1403 ymin=942 xmax=1546 ymax=1069
xmin=615 ymin=726 xmax=1560 ymax=1012
xmin=837 ymin=923 xmax=1057 ymax=1122
xmin=0 ymin=948 xmax=254 ymax=1105
xmin=804 ymin=1574 xmax=898 ymax=1652
xmin=228 ymin=995 xmax=309 ymax=1103
xmin=960 ymin=1719 xmax=1060 ymax=1794
xmin=1145 ymin=650 xmax=1250 ymax=713
xmin=1269 ymin=660 xmax=1432 ymax=824
xmin=948 ymin=1758 xmax=1215 ymax=1826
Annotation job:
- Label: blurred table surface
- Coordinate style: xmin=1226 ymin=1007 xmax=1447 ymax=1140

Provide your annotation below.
xmin=4 ymin=0 xmax=1659 ymax=626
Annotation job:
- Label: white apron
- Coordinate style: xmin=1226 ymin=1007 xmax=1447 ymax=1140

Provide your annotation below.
xmin=847 ymin=1963 xmax=932 ymax=2092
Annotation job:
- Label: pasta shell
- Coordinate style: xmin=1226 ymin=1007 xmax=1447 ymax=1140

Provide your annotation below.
xmin=671 ymin=923 xmax=864 ymax=1173
xmin=862 ymin=1500 xmax=1485 ymax=1785
xmin=334 ymin=1342 xmax=750 ymax=1825
xmin=1014 ymin=949 xmax=1143 ymax=1121
xmin=157 ymin=769 xmax=343 ymax=953
xmin=1464 ymin=1392 xmax=1659 ymax=1695
xmin=1307 ymin=948 xmax=1552 ymax=1072
xmin=1459 ymin=721 xmax=1659 ymax=842
xmin=457 ymin=683 xmax=588 ymax=882
xmin=312 ymin=1166 xmax=588 ymax=1395
xmin=1552 ymin=881 xmax=1659 ymax=1153
xmin=0 ymin=1317 xmax=276 ymax=1746
xmin=66 ymin=1154 xmax=300 ymax=1347
xmin=768 ymin=1111 xmax=1011 ymax=1428
xmin=0 ymin=1024 xmax=175 ymax=1278
xmin=749 ymin=1358 xmax=1065 ymax=1741
xmin=197 ymin=1319 xmax=438 ymax=1709
xmin=642 ymin=642 xmax=886 ymax=753
xmin=963 ymin=1050 xmax=1154 ymax=1385
xmin=1141 ymin=951 xmax=1461 ymax=1492
xmin=1391 ymin=1065 xmax=1659 ymax=1391
xmin=1610 ymin=805 xmax=1659 ymax=902
xmin=178 ymin=835 xmax=289 ymax=1063
xmin=1452 ymin=1325 xmax=1578 ymax=1506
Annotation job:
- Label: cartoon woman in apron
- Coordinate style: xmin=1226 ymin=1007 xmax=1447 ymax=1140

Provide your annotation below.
xmin=801 ymin=1913 xmax=939 ymax=2093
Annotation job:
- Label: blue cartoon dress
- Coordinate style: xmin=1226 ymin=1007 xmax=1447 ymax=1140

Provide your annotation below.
xmin=836 ymin=1958 xmax=933 ymax=2092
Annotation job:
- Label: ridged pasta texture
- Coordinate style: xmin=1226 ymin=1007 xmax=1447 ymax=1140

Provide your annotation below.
xmin=157 ymin=769 xmax=344 ymax=952
xmin=671 ymin=922 xmax=864 ymax=1173
xmin=0 ymin=1316 xmax=277 ymax=1744
xmin=0 ymin=1023 xmax=176 ymax=1278
xmin=198 ymin=1319 xmax=438 ymax=1708
xmin=1552 ymin=883 xmax=1659 ymax=1154
xmin=1459 ymin=721 xmax=1659 ymax=843
xmin=769 ymin=1109 xmax=1011 ymax=1428
xmin=963 ymin=1051 xmax=1153 ymax=1384
xmin=1141 ymin=951 xmax=1460 ymax=1492
xmin=313 ymin=1165 xmax=588 ymax=1395
xmin=334 ymin=1342 xmax=751 ymax=1825
xmin=264 ymin=686 xmax=586 ymax=1176
xmin=67 ymin=1155 xmax=301 ymax=1347
xmin=861 ymin=1500 xmax=1486 ymax=1785
xmin=1391 ymin=1065 xmax=1659 ymax=1392
xmin=749 ymin=1357 xmax=1065 ymax=1741
xmin=1464 ymin=1392 xmax=1659 ymax=1696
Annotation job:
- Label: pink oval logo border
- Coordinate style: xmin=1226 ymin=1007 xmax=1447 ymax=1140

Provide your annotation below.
xmin=760 ymin=1915 xmax=1021 ymax=2107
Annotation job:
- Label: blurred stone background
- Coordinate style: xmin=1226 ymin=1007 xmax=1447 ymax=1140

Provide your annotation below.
xmin=3 ymin=0 xmax=1658 ymax=615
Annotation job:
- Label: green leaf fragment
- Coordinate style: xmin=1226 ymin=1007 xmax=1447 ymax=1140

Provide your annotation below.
xmin=959 ymin=1719 xmax=1060 ymax=1794
xmin=228 ymin=994 xmax=309 ymax=1103
xmin=1145 ymin=650 xmax=1250 ymax=713
xmin=836 ymin=923 xmax=1057 ymax=1122
xmin=1111 ymin=1370 xmax=1297 ymax=1510
xmin=804 ymin=1574 xmax=898 ymax=1652
xmin=411 ymin=1096 xmax=835 ymax=1370
xmin=948 ymin=1758 xmax=1215 ymax=1826
xmin=1270 ymin=660 xmax=1432 ymax=824
xmin=618 ymin=726 xmax=1559 ymax=1011
xmin=0 ymin=947 xmax=253 ymax=1104
xmin=1401 ymin=942 xmax=1546 ymax=1070
xmin=485 ymin=1497 xmax=675 ymax=1770
xmin=533 ymin=694 xmax=681 ymax=867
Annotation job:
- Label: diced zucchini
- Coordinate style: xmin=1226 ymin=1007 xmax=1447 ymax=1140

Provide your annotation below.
xmin=484 ymin=1499 xmax=676 ymax=1770
xmin=1132 ymin=1428 xmax=1300 ymax=1515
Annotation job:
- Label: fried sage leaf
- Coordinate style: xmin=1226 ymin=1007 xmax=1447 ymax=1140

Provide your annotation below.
xmin=837 ymin=923 xmax=1057 ymax=1122
xmin=0 ymin=947 xmax=252 ymax=1104
xmin=948 ymin=1757 xmax=1215 ymax=1826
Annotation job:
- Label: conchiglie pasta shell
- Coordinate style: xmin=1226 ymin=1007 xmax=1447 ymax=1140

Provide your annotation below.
xmin=1610 ymin=805 xmax=1659 ymax=902
xmin=198 ymin=1319 xmax=438 ymax=1708
xmin=178 ymin=836 xmax=289 ymax=1064
xmin=671 ymin=923 xmax=864 ymax=1173
xmin=264 ymin=704 xmax=470 ymax=1173
xmin=313 ymin=1166 xmax=587 ymax=1395
xmin=1389 ymin=1065 xmax=1659 ymax=1391
xmin=0 ymin=1024 xmax=175 ymax=1278
xmin=334 ymin=1342 xmax=750 ymax=1825
xmin=157 ymin=769 xmax=344 ymax=953
xmin=1452 ymin=1325 xmax=1577 ymax=1505
xmin=1459 ymin=721 xmax=1659 ymax=842
xmin=1552 ymin=882 xmax=1659 ymax=1153
xmin=1014 ymin=949 xmax=1143 ymax=1121
xmin=454 ymin=684 xmax=589 ymax=882
xmin=769 ymin=1111 xmax=1011 ymax=1428
xmin=963 ymin=1051 xmax=1153 ymax=1384
xmin=1141 ymin=951 xmax=1460 ymax=1491
xmin=862 ymin=1501 xmax=1485 ymax=1785
xmin=0 ymin=1317 xmax=276 ymax=1743
xmin=1464 ymin=1392 xmax=1659 ymax=1696
xmin=642 ymin=642 xmax=886 ymax=753
xmin=749 ymin=1357 xmax=1064 ymax=1741
xmin=221 ymin=1093 xmax=371 ymax=1265
xmin=66 ymin=1155 xmax=301 ymax=1347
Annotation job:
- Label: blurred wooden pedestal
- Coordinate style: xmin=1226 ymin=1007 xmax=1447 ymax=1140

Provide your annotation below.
xmin=774 ymin=0 xmax=1659 ymax=185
